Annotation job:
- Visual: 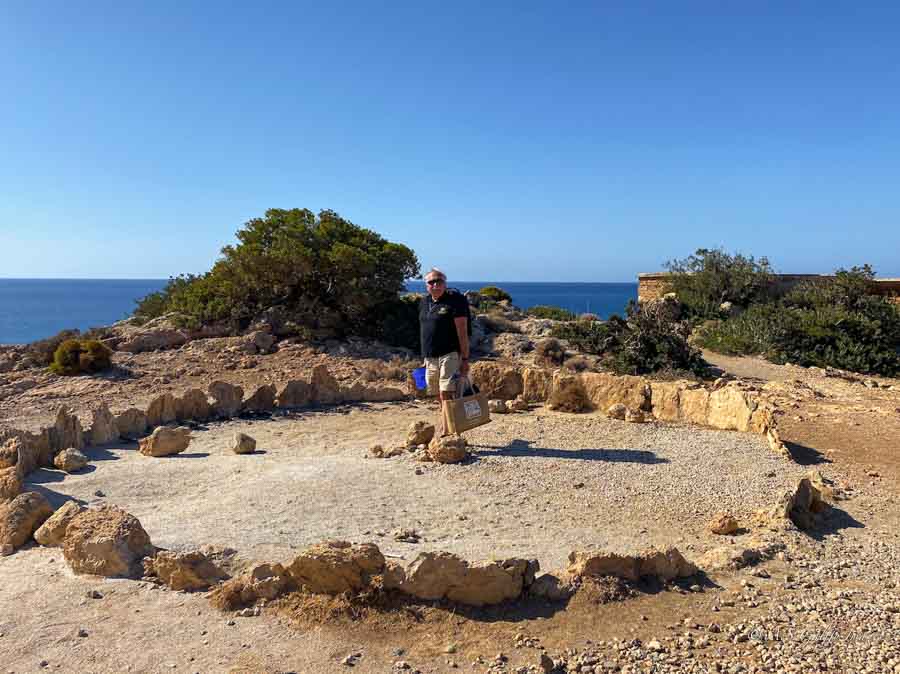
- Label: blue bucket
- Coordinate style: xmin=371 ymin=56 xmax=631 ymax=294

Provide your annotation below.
xmin=412 ymin=367 xmax=427 ymax=391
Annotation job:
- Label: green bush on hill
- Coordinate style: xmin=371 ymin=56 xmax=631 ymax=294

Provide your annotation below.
xmin=479 ymin=286 xmax=512 ymax=303
xmin=50 ymin=339 xmax=113 ymax=376
xmin=526 ymin=305 xmax=576 ymax=321
xmin=135 ymin=209 xmax=420 ymax=345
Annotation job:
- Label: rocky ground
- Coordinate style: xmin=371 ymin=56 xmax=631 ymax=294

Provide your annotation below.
xmin=0 ymin=337 xmax=899 ymax=673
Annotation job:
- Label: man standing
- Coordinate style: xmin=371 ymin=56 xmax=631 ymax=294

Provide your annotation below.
xmin=419 ymin=267 xmax=470 ymax=436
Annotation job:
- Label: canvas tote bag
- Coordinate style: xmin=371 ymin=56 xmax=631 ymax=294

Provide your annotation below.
xmin=444 ymin=375 xmax=491 ymax=434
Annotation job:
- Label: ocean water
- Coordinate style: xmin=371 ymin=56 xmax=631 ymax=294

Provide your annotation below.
xmin=404 ymin=281 xmax=637 ymax=318
xmin=0 ymin=279 xmax=638 ymax=345
xmin=0 ymin=279 xmax=167 ymax=345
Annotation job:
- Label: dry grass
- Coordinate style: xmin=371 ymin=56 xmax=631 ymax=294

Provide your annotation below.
xmin=359 ymin=357 xmax=417 ymax=382
xmin=562 ymin=355 xmax=592 ymax=373
xmin=547 ymin=378 xmax=591 ymax=412
xmin=480 ymin=313 xmax=522 ymax=334
xmin=535 ymin=338 xmax=566 ymax=367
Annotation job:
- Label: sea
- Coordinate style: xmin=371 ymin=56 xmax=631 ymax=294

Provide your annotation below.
xmin=0 ymin=279 xmax=637 ymax=345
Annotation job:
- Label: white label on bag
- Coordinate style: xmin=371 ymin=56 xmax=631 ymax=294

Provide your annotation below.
xmin=463 ymin=400 xmax=482 ymax=419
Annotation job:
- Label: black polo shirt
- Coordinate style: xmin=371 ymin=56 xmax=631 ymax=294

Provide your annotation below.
xmin=420 ymin=289 xmax=469 ymax=358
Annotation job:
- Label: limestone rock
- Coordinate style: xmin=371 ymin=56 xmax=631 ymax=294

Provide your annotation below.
xmin=567 ymin=546 xmax=696 ymax=582
xmin=606 ymin=403 xmax=627 ymax=420
xmin=0 ymin=491 xmax=53 ymax=550
xmin=370 ymin=444 xmax=405 ymax=458
xmin=276 ymin=380 xmax=312 ymax=409
xmin=146 ymin=393 xmax=177 ymax=428
xmin=528 ymin=573 xmax=576 ymax=601
xmin=521 ymin=367 xmax=553 ymax=403
xmin=753 ymin=476 xmax=826 ymax=531
xmin=406 ymin=421 xmax=435 ymax=447
xmin=176 ymin=388 xmax=212 ymax=422
xmin=697 ymin=538 xmax=785 ymax=572
xmin=232 ymin=432 xmax=256 ymax=454
xmin=385 ymin=551 xmax=536 ymax=606
xmin=766 ymin=426 xmax=791 ymax=458
xmin=310 ymin=364 xmax=342 ymax=405
xmin=579 ymin=372 xmax=650 ymax=413
xmin=118 ymin=328 xmax=188 ymax=353
xmin=423 ymin=436 xmax=469 ymax=464
xmin=209 ymin=562 xmax=292 ymax=610
xmin=50 ymin=407 xmax=84 ymax=454
xmin=509 ymin=395 xmax=529 ymax=412
xmin=488 ymin=399 xmax=508 ymax=414
xmin=115 ymin=408 xmax=148 ymax=440
xmin=707 ymin=384 xmax=757 ymax=432
xmin=286 ymin=540 xmax=385 ymax=595
xmin=138 ymin=426 xmax=192 ymax=457
xmin=707 ymin=512 xmax=739 ymax=536
xmin=650 ymin=381 xmax=684 ymax=422
xmin=470 ymin=362 xmax=523 ymax=400
xmin=240 ymin=330 xmax=275 ymax=355
xmin=144 ymin=550 xmax=229 ymax=591
xmin=0 ymin=466 xmax=22 ymax=502
xmin=209 ymin=381 xmax=244 ymax=418
xmin=547 ymin=374 xmax=591 ymax=413
xmin=625 ymin=408 xmax=646 ymax=423
xmin=679 ymin=387 xmax=710 ymax=426
xmin=63 ymin=505 xmax=155 ymax=577
xmin=242 ymin=384 xmax=276 ymax=413
xmin=88 ymin=403 xmax=119 ymax=446
xmin=34 ymin=500 xmax=82 ymax=547
xmin=0 ymin=438 xmax=18 ymax=469
xmin=53 ymin=447 xmax=88 ymax=473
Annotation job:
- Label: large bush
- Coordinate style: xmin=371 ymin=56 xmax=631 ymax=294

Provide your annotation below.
xmin=526 ymin=305 xmax=576 ymax=321
xmin=135 ymin=209 xmax=420 ymax=343
xmin=665 ymin=248 xmax=774 ymax=319
xmin=695 ymin=265 xmax=900 ymax=376
xmin=50 ymin=339 xmax=113 ymax=376
xmin=479 ymin=286 xmax=512 ymax=303
xmin=26 ymin=329 xmax=81 ymax=366
xmin=551 ymin=302 xmax=706 ymax=376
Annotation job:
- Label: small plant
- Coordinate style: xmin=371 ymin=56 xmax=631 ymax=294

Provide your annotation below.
xmin=534 ymin=338 xmax=566 ymax=366
xmin=50 ymin=339 xmax=113 ymax=376
xmin=526 ymin=305 xmax=575 ymax=321
xmin=479 ymin=286 xmax=512 ymax=303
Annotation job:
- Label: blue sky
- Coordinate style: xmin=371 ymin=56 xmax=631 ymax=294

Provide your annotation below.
xmin=2 ymin=1 xmax=899 ymax=281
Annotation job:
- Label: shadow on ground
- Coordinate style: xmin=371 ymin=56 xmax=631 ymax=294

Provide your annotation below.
xmin=784 ymin=441 xmax=832 ymax=466
xmin=477 ymin=439 xmax=669 ymax=464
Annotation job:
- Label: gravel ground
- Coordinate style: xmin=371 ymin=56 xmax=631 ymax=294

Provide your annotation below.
xmin=25 ymin=401 xmax=805 ymax=571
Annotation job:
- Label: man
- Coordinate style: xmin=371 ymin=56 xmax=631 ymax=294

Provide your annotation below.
xmin=419 ymin=267 xmax=470 ymax=436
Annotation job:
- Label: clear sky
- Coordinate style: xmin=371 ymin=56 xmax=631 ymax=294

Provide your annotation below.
xmin=2 ymin=1 xmax=899 ymax=281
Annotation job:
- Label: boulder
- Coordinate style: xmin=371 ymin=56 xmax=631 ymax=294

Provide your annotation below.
xmin=53 ymin=447 xmax=88 ymax=472
xmin=625 ymin=408 xmax=646 ymax=423
xmin=175 ymin=388 xmax=212 ymax=422
xmin=521 ymin=367 xmax=553 ymax=403
xmin=697 ymin=538 xmax=785 ymax=572
xmin=766 ymin=426 xmax=791 ymax=458
xmin=406 ymin=421 xmax=435 ymax=447
xmin=423 ymin=436 xmax=469 ymax=464
xmin=286 ymin=541 xmax=385 ymax=595
xmin=370 ymin=444 xmax=406 ymax=458
xmin=753 ymin=476 xmax=826 ymax=531
xmin=707 ymin=512 xmax=739 ymax=536
xmin=470 ymin=362 xmax=523 ymax=400
xmin=88 ymin=403 xmax=119 ymax=446
xmin=385 ymin=551 xmax=536 ymax=606
xmin=509 ymin=395 xmax=529 ymax=412
xmin=138 ymin=426 xmax=192 ymax=457
xmin=209 ymin=381 xmax=244 ymax=418
xmin=548 ymin=374 xmax=591 ymax=413
xmin=707 ymin=385 xmax=757 ymax=432
xmin=50 ymin=407 xmax=84 ymax=454
xmin=63 ymin=505 xmax=155 ymax=577
xmin=488 ymin=399 xmax=508 ymax=414
xmin=528 ymin=573 xmax=576 ymax=601
xmin=0 ymin=491 xmax=53 ymax=550
xmin=276 ymin=380 xmax=312 ymax=409
xmin=0 ymin=466 xmax=22 ymax=502
xmin=232 ymin=432 xmax=256 ymax=454
xmin=678 ymin=387 xmax=710 ymax=426
xmin=606 ymin=403 xmax=627 ymax=420
xmin=115 ymin=408 xmax=148 ymax=440
xmin=209 ymin=562 xmax=292 ymax=610
xmin=242 ymin=384 xmax=276 ymax=413
xmin=579 ymin=372 xmax=650 ymax=413
xmin=310 ymin=365 xmax=342 ymax=405
xmin=146 ymin=393 xmax=178 ymax=428
xmin=649 ymin=381 xmax=684 ymax=422
xmin=118 ymin=328 xmax=188 ymax=353
xmin=567 ymin=546 xmax=696 ymax=582
xmin=34 ymin=500 xmax=82 ymax=547
xmin=144 ymin=550 xmax=229 ymax=591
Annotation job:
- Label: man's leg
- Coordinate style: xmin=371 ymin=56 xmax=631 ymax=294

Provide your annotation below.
xmin=437 ymin=352 xmax=461 ymax=437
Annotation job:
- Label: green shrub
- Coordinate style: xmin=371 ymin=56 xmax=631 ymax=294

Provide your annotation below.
xmin=551 ymin=320 xmax=615 ymax=355
xmin=693 ymin=304 xmax=786 ymax=356
xmin=50 ymin=339 xmax=112 ymax=376
xmin=665 ymin=248 xmax=774 ymax=319
xmin=479 ymin=286 xmax=512 ymax=303
xmin=526 ymin=305 xmax=576 ymax=321
xmin=26 ymin=329 xmax=81 ymax=365
xmin=134 ymin=208 xmax=420 ymax=342
xmin=368 ymin=295 xmax=421 ymax=351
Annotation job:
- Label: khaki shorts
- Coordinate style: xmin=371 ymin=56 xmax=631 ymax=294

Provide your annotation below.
xmin=425 ymin=351 xmax=460 ymax=395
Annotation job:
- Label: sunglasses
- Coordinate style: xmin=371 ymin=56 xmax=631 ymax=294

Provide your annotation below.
xmin=426 ymin=279 xmax=445 ymax=286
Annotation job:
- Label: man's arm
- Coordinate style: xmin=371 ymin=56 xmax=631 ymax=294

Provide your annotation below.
xmin=454 ymin=316 xmax=469 ymax=375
